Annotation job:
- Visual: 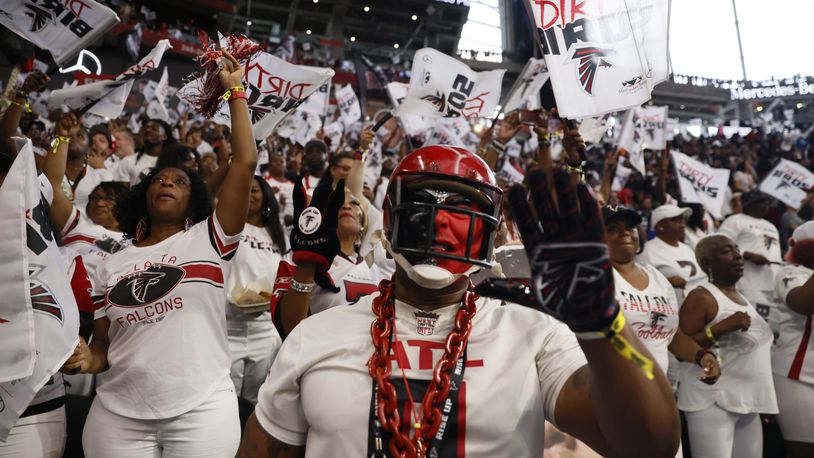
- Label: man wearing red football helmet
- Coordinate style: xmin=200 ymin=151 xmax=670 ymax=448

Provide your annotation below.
xmin=239 ymin=145 xmax=679 ymax=458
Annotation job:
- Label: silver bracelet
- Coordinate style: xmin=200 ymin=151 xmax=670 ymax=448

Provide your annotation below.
xmin=290 ymin=278 xmax=315 ymax=293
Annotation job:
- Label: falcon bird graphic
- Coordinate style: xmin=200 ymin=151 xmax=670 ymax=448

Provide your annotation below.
xmin=421 ymin=90 xmax=447 ymax=114
xmin=775 ymin=181 xmax=791 ymax=191
xmin=30 ymin=282 xmax=63 ymax=324
xmin=129 ymin=271 xmax=166 ymax=303
xmin=24 ymin=3 xmax=53 ymax=33
xmin=570 ymin=47 xmax=612 ymax=95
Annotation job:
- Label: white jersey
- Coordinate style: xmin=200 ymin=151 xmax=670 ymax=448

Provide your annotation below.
xmin=639 ymin=237 xmax=706 ymax=305
xmin=91 ymin=214 xmax=239 ymax=419
xmin=718 ymin=214 xmax=782 ymax=324
xmin=677 ymin=283 xmax=777 ymax=414
xmin=60 ymin=208 xmax=126 ymax=282
xmin=256 ymin=294 xmax=587 ymax=457
xmin=225 ymin=224 xmax=285 ymax=315
xmin=112 ymin=153 xmax=158 ymax=186
xmin=774 ymin=264 xmax=814 ymax=385
xmin=613 ymin=263 xmax=679 ymax=372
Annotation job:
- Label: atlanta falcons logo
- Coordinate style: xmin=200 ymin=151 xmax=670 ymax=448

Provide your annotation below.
xmin=776 ymin=181 xmax=791 ymax=191
xmin=570 ymin=47 xmax=612 ymax=95
xmin=650 ymin=311 xmax=666 ymax=327
xmin=30 ymin=281 xmax=63 ymax=324
xmin=24 ymin=3 xmax=54 ymax=33
xmin=249 ymin=106 xmax=271 ymax=124
xmin=129 ymin=271 xmax=166 ymax=303
xmin=421 ymin=90 xmax=447 ymax=113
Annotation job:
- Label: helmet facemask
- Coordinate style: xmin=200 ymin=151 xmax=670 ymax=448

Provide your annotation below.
xmin=385 ymin=174 xmax=501 ymax=289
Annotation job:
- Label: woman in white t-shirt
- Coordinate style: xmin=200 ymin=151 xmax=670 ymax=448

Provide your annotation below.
xmin=604 ymin=206 xmax=720 ymax=381
xmin=773 ymin=222 xmax=814 ymax=457
xmin=225 ymin=176 xmax=288 ymax=405
xmin=678 ymin=234 xmax=777 ymax=458
xmin=64 ymin=53 xmax=257 ymax=457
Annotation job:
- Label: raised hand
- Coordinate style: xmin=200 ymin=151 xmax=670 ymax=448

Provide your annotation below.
xmin=218 ymin=50 xmax=244 ymax=91
xmin=475 ymin=167 xmax=617 ymax=333
xmin=20 ymin=71 xmax=50 ymax=95
xmin=290 ymin=175 xmax=345 ymax=292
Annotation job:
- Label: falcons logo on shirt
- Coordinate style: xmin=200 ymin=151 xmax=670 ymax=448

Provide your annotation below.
xmin=129 ymin=271 xmax=166 ymax=303
xmin=570 ymin=47 xmax=612 ymax=95
xmin=763 ymin=235 xmax=777 ymax=251
xmin=650 ymin=311 xmax=666 ymax=327
xmin=24 ymin=3 xmax=54 ymax=33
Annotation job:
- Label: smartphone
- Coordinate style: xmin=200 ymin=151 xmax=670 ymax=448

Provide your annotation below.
xmin=519 ymin=109 xmax=543 ymax=126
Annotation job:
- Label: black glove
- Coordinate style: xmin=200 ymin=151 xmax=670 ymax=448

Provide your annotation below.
xmin=475 ymin=168 xmax=618 ymax=333
xmin=290 ymin=175 xmax=344 ymax=293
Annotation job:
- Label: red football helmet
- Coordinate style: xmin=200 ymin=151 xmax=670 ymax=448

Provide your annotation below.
xmin=383 ymin=145 xmax=503 ymax=288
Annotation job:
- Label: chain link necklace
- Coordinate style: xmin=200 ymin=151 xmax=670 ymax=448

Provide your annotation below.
xmin=367 ymin=279 xmax=478 ymax=458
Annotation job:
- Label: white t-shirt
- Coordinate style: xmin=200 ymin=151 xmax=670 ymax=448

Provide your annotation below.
xmin=255 ymin=294 xmax=587 ymax=456
xmin=718 ymin=213 xmax=783 ymax=325
xmin=613 ymin=263 xmax=680 ymax=372
xmin=638 ymin=237 xmax=706 ymax=305
xmin=91 ymin=214 xmax=240 ymax=419
xmin=677 ymin=283 xmax=777 ymax=414
xmin=60 ymin=208 xmax=126 ymax=282
xmin=225 ymin=224 xmax=286 ymax=315
xmin=774 ymin=264 xmax=814 ymax=385
xmin=264 ymin=175 xmax=294 ymax=229
xmin=112 ymin=153 xmax=158 ymax=186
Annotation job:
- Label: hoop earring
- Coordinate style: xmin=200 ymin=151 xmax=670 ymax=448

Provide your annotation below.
xmin=184 ymin=217 xmax=194 ymax=231
xmin=136 ymin=217 xmax=149 ymax=242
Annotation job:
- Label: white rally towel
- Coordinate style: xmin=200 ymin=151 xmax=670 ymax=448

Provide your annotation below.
xmin=155 ymin=66 xmax=170 ymax=105
xmin=501 ymin=57 xmax=549 ymax=112
xmin=385 ymin=81 xmax=433 ymax=136
xmin=759 ymin=159 xmax=814 ymax=209
xmin=181 ymin=51 xmax=334 ymax=141
xmin=672 ymin=151 xmax=730 ymax=219
xmin=48 ymin=40 xmax=173 ymax=118
xmin=299 ymin=67 xmax=331 ymax=119
xmin=526 ymin=0 xmax=669 ymax=118
xmin=0 ymin=0 xmax=120 ymax=66
xmin=394 ymin=48 xmax=505 ymax=119
xmin=0 ymin=140 xmax=79 ymax=440
xmin=336 ymin=84 xmax=362 ymax=128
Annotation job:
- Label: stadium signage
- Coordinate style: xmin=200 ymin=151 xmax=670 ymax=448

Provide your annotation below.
xmin=730 ymin=80 xmax=814 ymax=100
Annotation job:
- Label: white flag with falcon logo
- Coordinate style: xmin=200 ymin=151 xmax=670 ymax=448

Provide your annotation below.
xmin=394 ymin=48 xmax=505 ymax=119
xmin=525 ymin=0 xmax=670 ymax=118
xmin=0 ymin=140 xmax=79 ymax=440
xmin=0 ymin=0 xmax=120 ymax=66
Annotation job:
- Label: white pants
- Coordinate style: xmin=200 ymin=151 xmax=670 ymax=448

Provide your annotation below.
xmin=773 ymin=373 xmax=814 ymax=442
xmin=227 ymin=312 xmax=281 ymax=404
xmin=82 ymin=385 xmax=239 ymax=457
xmin=0 ymin=406 xmax=65 ymax=458
xmin=684 ymin=404 xmax=763 ymax=458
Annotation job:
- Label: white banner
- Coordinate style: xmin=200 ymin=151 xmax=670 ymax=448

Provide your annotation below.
xmin=336 ymin=84 xmax=362 ymax=128
xmin=182 ymin=51 xmax=334 ymax=140
xmin=672 ymin=151 xmax=730 ymax=219
xmin=0 ymin=0 xmax=120 ymax=66
xmin=155 ymin=67 xmax=170 ymax=105
xmin=502 ymin=57 xmax=549 ymax=112
xmin=526 ymin=0 xmax=669 ymax=118
xmin=299 ymin=66 xmax=331 ymax=118
xmin=394 ymin=48 xmax=505 ymax=119
xmin=49 ymin=40 xmax=172 ymax=118
xmin=323 ymin=121 xmax=344 ymax=152
xmin=759 ymin=159 xmax=814 ymax=209
xmin=0 ymin=140 xmax=79 ymax=440
xmin=385 ymin=82 xmax=434 ymax=136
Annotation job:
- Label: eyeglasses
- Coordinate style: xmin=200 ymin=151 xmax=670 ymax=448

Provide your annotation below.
xmin=89 ymin=194 xmax=117 ymax=202
xmin=150 ymin=176 xmax=191 ymax=188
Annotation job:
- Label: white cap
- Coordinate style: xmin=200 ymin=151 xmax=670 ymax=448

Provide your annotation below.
xmin=650 ymin=204 xmax=692 ymax=228
xmin=792 ymin=221 xmax=814 ymax=242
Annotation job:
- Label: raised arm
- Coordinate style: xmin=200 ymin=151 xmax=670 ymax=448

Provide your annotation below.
xmin=214 ymin=50 xmax=258 ymax=236
xmin=41 ymin=113 xmax=78 ymax=232
xmin=599 ymin=149 xmax=619 ymax=205
xmin=346 ymin=128 xmax=374 ymax=207
xmin=0 ymin=71 xmax=50 ymax=156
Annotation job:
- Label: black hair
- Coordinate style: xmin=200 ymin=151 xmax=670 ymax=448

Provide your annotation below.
xmin=116 ymin=166 xmax=212 ymax=241
xmin=136 ymin=118 xmax=176 ymax=160
xmin=156 ymin=144 xmax=201 ymax=172
xmin=85 ymin=181 xmax=129 ymax=215
xmin=252 ymin=176 xmax=287 ymax=253
xmin=0 ymin=152 xmax=13 ymax=176
xmin=682 ymin=203 xmax=706 ymax=231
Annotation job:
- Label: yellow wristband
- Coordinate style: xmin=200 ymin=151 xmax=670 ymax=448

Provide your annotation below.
xmin=564 ymin=164 xmax=584 ymax=175
xmin=705 ymin=326 xmax=716 ymax=344
xmin=51 ymin=135 xmax=71 ymax=154
xmin=602 ymin=311 xmax=656 ymax=381
xmin=220 ymin=86 xmax=246 ymax=101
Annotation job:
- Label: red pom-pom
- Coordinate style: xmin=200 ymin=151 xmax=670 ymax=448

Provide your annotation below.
xmin=182 ymin=32 xmax=262 ymax=118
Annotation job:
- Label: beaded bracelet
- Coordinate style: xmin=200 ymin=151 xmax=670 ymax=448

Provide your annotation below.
xmin=290 ymin=278 xmax=315 ymax=293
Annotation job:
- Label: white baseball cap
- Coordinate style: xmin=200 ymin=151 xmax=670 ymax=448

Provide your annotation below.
xmin=792 ymin=221 xmax=814 ymax=242
xmin=650 ymin=204 xmax=692 ymax=229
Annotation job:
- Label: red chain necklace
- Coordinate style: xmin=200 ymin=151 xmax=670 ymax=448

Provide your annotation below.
xmin=367 ymin=279 xmax=478 ymax=458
